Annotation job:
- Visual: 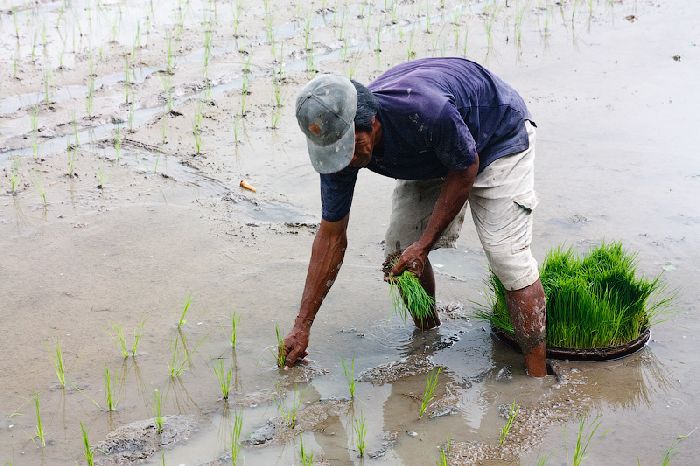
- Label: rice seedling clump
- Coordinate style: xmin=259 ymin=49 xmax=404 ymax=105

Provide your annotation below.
xmin=479 ymin=242 xmax=670 ymax=349
xmin=384 ymin=252 xmax=435 ymax=323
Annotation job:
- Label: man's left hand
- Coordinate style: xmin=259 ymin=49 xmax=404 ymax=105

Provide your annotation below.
xmin=390 ymin=242 xmax=429 ymax=278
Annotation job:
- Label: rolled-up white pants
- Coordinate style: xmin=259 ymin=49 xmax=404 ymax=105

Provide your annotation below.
xmin=385 ymin=122 xmax=539 ymax=291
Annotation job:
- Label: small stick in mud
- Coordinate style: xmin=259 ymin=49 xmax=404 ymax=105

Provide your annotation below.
xmin=81 ymin=422 xmax=95 ymax=466
xmin=498 ymin=401 xmax=519 ymax=445
xmin=353 ymin=412 xmax=367 ymax=457
xmin=419 ymin=367 xmax=441 ymax=418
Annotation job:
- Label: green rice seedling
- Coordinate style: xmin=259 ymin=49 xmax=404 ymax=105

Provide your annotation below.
xmin=231 ymin=411 xmax=243 ymax=465
xmin=275 ymin=324 xmax=286 ymax=367
xmin=498 ymin=401 xmax=519 ymax=445
xmin=114 ymin=325 xmax=129 ymax=358
xmin=353 ymin=412 xmax=367 ymax=457
xmin=8 ymin=159 xmax=20 ymax=194
xmin=276 ymin=389 xmax=300 ymax=427
xmin=124 ymin=56 xmax=131 ymax=105
xmin=114 ymin=126 xmax=122 ymax=164
xmin=213 ymin=360 xmax=233 ymax=401
xmin=436 ymin=439 xmax=451 ymax=466
xmin=203 ymin=27 xmax=213 ymax=69
xmin=168 ymin=341 xmax=188 ymax=378
xmin=341 ymin=357 xmax=356 ymax=399
xmin=33 ymin=174 xmax=48 ymax=206
xmin=299 ymin=437 xmax=314 ymax=465
xmin=104 ymin=367 xmax=117 ymax=411
xmin=67 ymin=145 xmax=76 ymax=178
xmin=407 ymin=29 xmax=417 ymax=60
xmin=81 ymin=423 xmax=94 ymax=466
xmin=193 ymin=105 xmax=203 ymax=155
xmin=132 ymin=321 xmax=144 ymax=356
xmin=425 ymin=0 xmax=432 ymax=33
xmin=166 ymin=36 xmax=174 ymax=74
xmin=534 ymin=455 xmax=548 ymax=466
xmin=419 ymin=367 xmax=441 ymax=418
xmin=272 ymin=78 xmax=282 ymax=108
xmin=31 ymin=106 xmax=39 ymax=159
xmin=232 ymin=0 xmax=241 ymax=37
xmin=306 ymin=49 xmax=317 ymax=75
xmin=153 ymin=389 xmax=164 ymax=433
xmin=572 ymin=416 xmax=601 ymax=466
xmin=303 ymin=15 xmax=312 ymax=51
xmin=387 ymin=269 xmax=435 ymax=324
xmin=177 ymin=295 xmax=192 ymax=328
xmin=660 ymin=430 xmax=693 ymax=466
xmin=34 ymin=393 xmax=45 ymax=447
xmin=230 ymin=313 xmax=240 ymax=349
xmin=232 ymin=114 xmax=241 ymax=146
xmin=477 ymin=242 xmax=673 ymax=349
xmin=55 ymin=341 xmax=66 ymax=388
xmin=72 ymin=113 xmax=80 ymax=145
xmin=270 ymin=109 xmax=281 ymax=129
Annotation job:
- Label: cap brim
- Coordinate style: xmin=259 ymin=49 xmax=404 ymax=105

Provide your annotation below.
xmin=306 ymin=123 xmax=355 ymax=174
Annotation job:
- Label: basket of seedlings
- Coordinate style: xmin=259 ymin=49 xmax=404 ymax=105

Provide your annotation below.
xmin=477 ymin=242 xmax=672 ymax=361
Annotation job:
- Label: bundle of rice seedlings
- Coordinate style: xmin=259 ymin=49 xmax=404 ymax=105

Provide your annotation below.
xmin=477 ymin=242 xmax=672 ymax=349
xmin=384 ymin=252 xmax=435 ymax=323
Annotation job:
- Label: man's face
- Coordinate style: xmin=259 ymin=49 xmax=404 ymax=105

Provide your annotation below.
xmin=349 ymin=129 xmax=373 ymax=168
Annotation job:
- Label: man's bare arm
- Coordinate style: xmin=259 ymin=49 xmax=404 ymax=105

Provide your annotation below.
xmin=283 ymin=214 xmax=349 ymax=366
xmin=391 ymin=155 xmax=479 ymax=277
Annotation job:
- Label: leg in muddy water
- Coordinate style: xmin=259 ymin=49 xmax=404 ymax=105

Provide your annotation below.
xmin=505 ymin=279 xmax=546 ymax=377
xmin=411 ymin=259 xmax=441 ymax=330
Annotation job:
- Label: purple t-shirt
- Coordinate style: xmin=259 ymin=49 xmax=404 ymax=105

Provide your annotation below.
xmin=320 ymin=57 xmax=534 ymax=222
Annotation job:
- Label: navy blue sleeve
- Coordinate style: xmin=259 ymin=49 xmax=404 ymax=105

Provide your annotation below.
xmin=320 ymin=168 xmax=358 ymax=222
xmin=433 ymin=103 xmax=477 ymax=170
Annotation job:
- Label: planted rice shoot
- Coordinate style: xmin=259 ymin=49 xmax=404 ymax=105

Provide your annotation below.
xmin=478 ymin=242 xmax=672 ymax=349
xmin=275 ymin=323 xmax=286 ymax=367
xmin=276 ymin=389 xmax=301 ymax=427
xmin=230 ymin=313 xmax=240 ymax=349
xmin=153 ymin=389 xmax=164 ymax=433
xmin=213 ymin=359 xmax=233 ymax=401
xmin=419 ymin=367 xmax=442 ymax=418
xmin=34 ymin=393 xmax=46 ymax=447
xmin=81 ymin=422 xmax=94 ymax=466
xmin=498 ymin=401 xmax=519 ymax=445
xmin=299 ymin=436 xmax=314 ymax=466
xmin=104 ymin=367 xmax=117 ymax=411
xmin=386 ymin=255 xmax=435 ymax=323
xmin=231 ymin=411 xmax=243 ymax=465
xmin=55 ymin=341 xmax=66 ymax=388
xmin=341 ymin=357 xmax=356 ymax=399
xmin=177 ymin=295 xmax=192 ymax=328
xmin=353 ymin=412 xmax=367 ymax=457
xmin=437 ymin=439 xmax=451 ymax=466
xmin=572 ymin=416 xmax=601 ymax=466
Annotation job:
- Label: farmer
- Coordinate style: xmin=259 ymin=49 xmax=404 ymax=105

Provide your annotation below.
xmin=284 ymin=57 xmax=547 ymax=377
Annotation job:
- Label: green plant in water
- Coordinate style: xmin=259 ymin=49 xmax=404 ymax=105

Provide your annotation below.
xmin=341 ymin=357 xmax=356 ymax=399
xmin=113 ymin=322 xmax=144 ymax=358
xmin=477 ymin=242 xmax=673 ymax=349
xmin=660 ymin=430 xmax=693 ymax=466
xmin=34 ymin=393 xmax=45 ymax=447
xmin=299 ymin=436 xmax=314 ymax=465
xmin=276 ymin=389 xmax=300 ymax=427
xmin=213 ymin=359 xmax=233 ymax=400
xmin=81 ymin=422 xmax=94 ymax=466
xmin=498 ymin=401 xmax=519 ymax=445
xmin=275 ymin=323 xmax=286 ymax=367
xmin=54 ymin=341 xmax=66 ymax=388
xmin=354 ymin=412 xmax=367 ymax=457
xmin=177 ymin=295 xmax=192 ymax=328
xmin=419 ymin=367 xmax=441 ymax=418
xmin=387 ymin=261 xmax=435 ymax=324
xmin=436 ymin=439 xmax=451 ymax=465
xmin=168 ymin=336 xmax=188 ymax=378
xmin=230 ymin=313 xmax=240 ymax=349
xmin=153 ymin=389 xmax=164 ymax=433
xmin=231 ymin=411 xmax=243 ymax=465
xmin=104 ymin=367 xmax=117 ymax=411
xmin=572 ymin=416 xmax=601 ymax=466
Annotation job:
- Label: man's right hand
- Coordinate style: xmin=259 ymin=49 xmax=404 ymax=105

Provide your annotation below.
xmin=282 ymin=327 xmax=310 ymax=367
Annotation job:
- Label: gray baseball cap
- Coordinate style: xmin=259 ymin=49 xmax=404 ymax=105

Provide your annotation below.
xmin=295 ymin=74 xmax=357 ymax=174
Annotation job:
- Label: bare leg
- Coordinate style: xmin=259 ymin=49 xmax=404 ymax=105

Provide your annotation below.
xmin=505 ymin=279 xmax=546 ymax=377
xmin=411 ymin=259 xmax=441 ymax=330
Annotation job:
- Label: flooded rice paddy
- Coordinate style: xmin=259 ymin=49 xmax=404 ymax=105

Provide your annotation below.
xmin=1 ymin=0 xmax=699 ymax=464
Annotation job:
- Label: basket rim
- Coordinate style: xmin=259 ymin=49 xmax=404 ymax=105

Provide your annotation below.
xmin=490 ymin=325 xmax=651 ymax=361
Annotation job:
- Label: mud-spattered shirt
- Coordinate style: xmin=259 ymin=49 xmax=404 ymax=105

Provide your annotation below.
xmin=320 ymin=57 xmax=534 ymax=222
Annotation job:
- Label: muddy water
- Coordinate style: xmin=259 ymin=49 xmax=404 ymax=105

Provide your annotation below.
xmin=2 ymin=0 xmax=699 ymax=464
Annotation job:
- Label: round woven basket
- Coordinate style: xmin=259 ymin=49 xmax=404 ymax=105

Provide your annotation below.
xmin=491 ymin=326 xmax=651 ymax=361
